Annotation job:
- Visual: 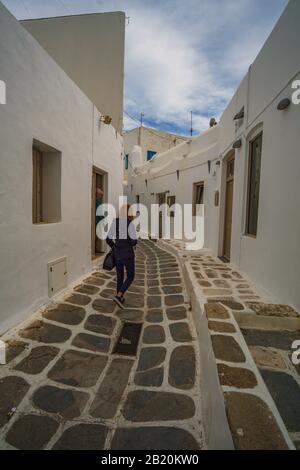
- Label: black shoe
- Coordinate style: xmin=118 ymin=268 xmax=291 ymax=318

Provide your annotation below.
xmin=114 ymin=296 xmax=124 ymax=309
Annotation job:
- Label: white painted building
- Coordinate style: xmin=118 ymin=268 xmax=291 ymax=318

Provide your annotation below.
xmin=0 ymin=3 xmax=124 ymax=333
xmin=123 ymin=126 xmax=187 ymax=182
xmin=127 ymin=0 xmax=300 ymax=311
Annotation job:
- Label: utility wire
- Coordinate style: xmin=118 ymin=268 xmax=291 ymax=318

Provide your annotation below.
xmin=124 ymin=110 xmax=141 ymax=126
xmin=21 ymin=0 xmax=31 ymax=17
xmin=57 ymin=0 xmax=72 ymax=15
xmin=124 ymin=110 xmax=186 ymax=143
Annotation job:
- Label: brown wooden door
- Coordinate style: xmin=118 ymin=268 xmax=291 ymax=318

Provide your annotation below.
xmin=32 ymin=148 xmax=43 ymax=224
xmin=223 ymin=155 xmax=235 ymax=261
xmin=92 ymin=169 xmax=105 ymax=259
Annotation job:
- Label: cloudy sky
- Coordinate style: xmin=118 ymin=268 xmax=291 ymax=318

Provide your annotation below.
xmin=3 ymin=0 xmax=289 ymax=135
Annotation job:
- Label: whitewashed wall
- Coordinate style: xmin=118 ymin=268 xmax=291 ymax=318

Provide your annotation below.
xmin=127 ymin=126 xmax=220 ymax=250
xmin=125 ymin=127 xmax=187 ymax=164
xmin=128 ymin=0 xmax=300 ymax=310
xmin=0 ymin=2 xmax=123 ymax=333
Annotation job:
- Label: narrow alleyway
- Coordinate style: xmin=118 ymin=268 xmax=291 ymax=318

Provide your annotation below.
xmin=0 ymin=241 xmax=205 ymax=450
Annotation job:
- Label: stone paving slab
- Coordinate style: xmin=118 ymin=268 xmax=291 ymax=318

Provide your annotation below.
xmin=169 ymin=322 xmax=192 ymax=343
xmin=249 ymin=346 xmax=287 ymax=370
xmin=225 ymin=393 xmax=288 ymax=450
xmin=72 ymin=332 xmax=110 ymax=354
xmin=5 ymin=415 xmax=59 ymax=450
xmin=211 ymin=335 xmax=246 ymax=363
xmin=166 ymin=306 xmax=187 ymax=321
xmin=123 ymin=294 xmax=145 ymax=309
xmin=33 ymin=385 xmax=89 ymax=419
xmin=111 ymin=426 xmax=201 ymax=450
xmin=147 ymin=296 xmax=162 ymax=309
xmin=246 ymin=303 xmax=299 ymax=319
xmin=260 ymin=370 xmax=300 ymax=433
xmin=84 ymin=276 xmax=106 ymax=287
xmin=0 ymin=376 xmax=30 ymax=429
xmin=14 ymin=346 xmax=59 ymax=375
xmin=205 ymin=303 xmax=230 ymax=320
xmin=208 ymin=321 xmax=236 ymax=334
xmin=74 ymin=284 xmax=99 ymax=295
xmin=92 ymin=298 xmax=116 ymax=314
xmin=115 ymin=308 xmax=144 ymax=322
xmin=169 ymin=346 xmax=195 ymax=390
xmin=165 ymin=295 xmax=184 ymax=306
xmin=84 ymin=313 xmax=116 ymax=336
xmin=53 ymin=423 xmax=108 ymax=450
xmin=19 ymin=321 xmax=71 ymax=344
xmin=135 ymin=367 xmax=164 ymax=387
xmin=90 ymin=358 xmax=134 ymax=419
xmin=6 ymin=340 xmax=28 ymax=364
xmin=65 ymin=293 xmax=92 ymax=306
xmin=217 ymin=364 xmax=257 ymax=389
xmin=43 ymin=304 xmax=86 ymax=325
xmin=242 ymin=328 xmax=300 ymax=351
xmin=137 ymin=347 xmax=166 ymax=372
xmin=123 ymin=390 xmax=195 ymax=422
xmin=143 ymin=325 xmax=166 ymax=344
xmin=48 ymin=350 xmax=108 ymax=388
xmin=146 ymin=310 xmax=163 ymax=323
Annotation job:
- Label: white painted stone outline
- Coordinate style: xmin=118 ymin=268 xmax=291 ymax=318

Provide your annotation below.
xmin=0 ymin=242 xmax=206 ymax=450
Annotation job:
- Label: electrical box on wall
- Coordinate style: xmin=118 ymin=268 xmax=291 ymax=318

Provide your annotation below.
xmin=47 ymin=257 xmax=68 ymax=297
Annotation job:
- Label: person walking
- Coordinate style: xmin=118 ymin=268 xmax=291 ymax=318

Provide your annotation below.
xmin=106 ymin=205 xmax=137 ymax=309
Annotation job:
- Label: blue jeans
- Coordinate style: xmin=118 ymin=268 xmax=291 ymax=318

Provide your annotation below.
xmin=116 ymin=258 xmax=135 ymax=294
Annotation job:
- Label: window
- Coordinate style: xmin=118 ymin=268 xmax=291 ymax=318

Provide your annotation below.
xmin=32 ymin=140 xmax=62 ymax=224
xmin=125 ymin=154 xmax=129 ymax=170
xmin=193 ymin=182 xmax=204 ymax=216
xmin=167 ymin=196 xmax=176 ymax=218
xmin=246 ymin=133 xmax=263 ymax=236
xmin=147 ymin=150 xmax=157 ymax=161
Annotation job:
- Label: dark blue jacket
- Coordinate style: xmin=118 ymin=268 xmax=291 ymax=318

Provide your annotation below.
xmin=106 ymin=218 xmax=137 ymax=262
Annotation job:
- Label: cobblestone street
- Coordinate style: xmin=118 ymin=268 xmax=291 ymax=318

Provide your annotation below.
xmin=1 ymin=239 xmax=299 ymax=450
xmin=0 ymin=241 xmax=205 ymax=450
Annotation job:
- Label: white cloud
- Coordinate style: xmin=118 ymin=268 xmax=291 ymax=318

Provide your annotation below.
xmin=3 ymin=0 xmax=289 ymax=134
xmin=124 ymin=6 xmax=232 ymax=134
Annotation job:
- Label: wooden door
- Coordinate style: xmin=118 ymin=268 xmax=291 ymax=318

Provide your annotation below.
xmin=92 ymin=169 xmax=106 ymax=259
xmin=32 ymin=148 xmax=43 ymax=224
xmin=223 ymin=155 xmax=235 ymax=261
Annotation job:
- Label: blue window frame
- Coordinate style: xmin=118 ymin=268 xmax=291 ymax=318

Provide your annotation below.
xmin=147 ymin=150 xmax=157 ymax=161
xmin=125 ymin=154 xmax=129 ymax=170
